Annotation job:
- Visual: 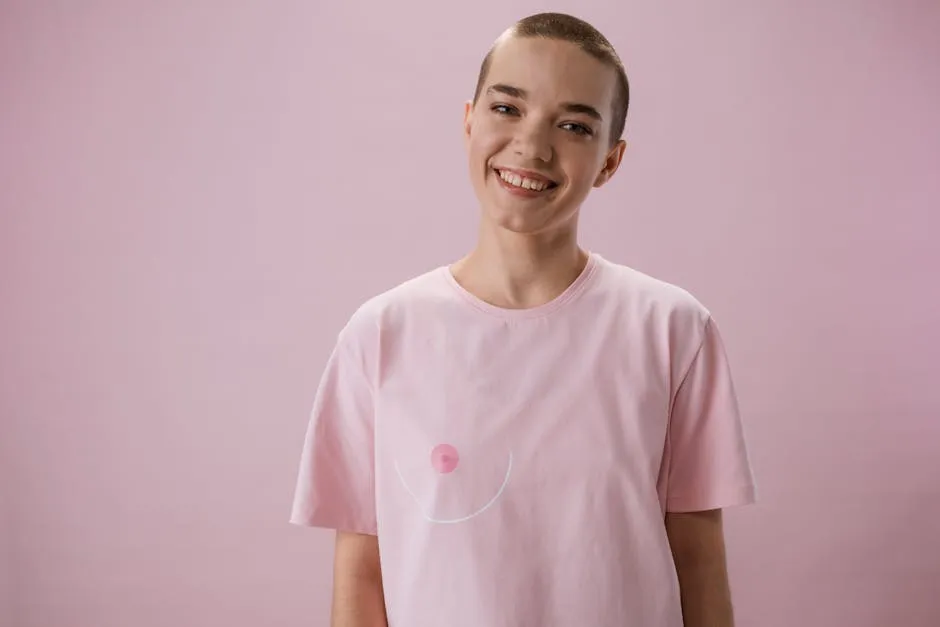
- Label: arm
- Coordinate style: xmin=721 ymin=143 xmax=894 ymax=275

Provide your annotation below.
xmin=331 ymin=531 xmax=388 ymax=627
xmin=665 ymin=509 xmax=735 ymax=627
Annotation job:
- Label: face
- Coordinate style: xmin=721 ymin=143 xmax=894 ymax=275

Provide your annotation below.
xmin=464 ymin=36 xmax=626 ymax=236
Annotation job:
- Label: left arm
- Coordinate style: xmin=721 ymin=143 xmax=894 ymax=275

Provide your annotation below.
xmin=665 ymin=509 xmax=735 ymax=627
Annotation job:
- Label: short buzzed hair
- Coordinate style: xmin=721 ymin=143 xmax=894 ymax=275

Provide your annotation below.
xmin=472 ymin=12 xmax=631 ymax=145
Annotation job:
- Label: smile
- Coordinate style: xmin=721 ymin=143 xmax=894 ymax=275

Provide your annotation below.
xmin=394 ymin=452 xmax=514 ymax=525
xmin=494 ymin=168 xmax=558 ymax=195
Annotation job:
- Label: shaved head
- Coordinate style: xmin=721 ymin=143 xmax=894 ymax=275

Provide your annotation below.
xmin=473 ymin=13 xmax=630 ymax=144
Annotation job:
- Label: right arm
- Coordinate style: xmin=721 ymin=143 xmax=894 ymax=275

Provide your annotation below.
xmin=331 ymin=531 xmax=388 ymax=627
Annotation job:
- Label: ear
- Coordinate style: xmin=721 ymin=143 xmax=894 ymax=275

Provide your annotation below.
xmin=463 ymin=100 xmax=474 ymax=146
xmin=593 ymin=139 xmax=627 ymax=188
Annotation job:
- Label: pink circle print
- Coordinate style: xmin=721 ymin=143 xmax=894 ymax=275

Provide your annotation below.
xmin=430 ymin=443 xmax=459 ymax=474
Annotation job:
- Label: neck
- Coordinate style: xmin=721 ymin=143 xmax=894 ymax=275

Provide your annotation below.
xmin=450 ymin=222 xmax=589 ymax=310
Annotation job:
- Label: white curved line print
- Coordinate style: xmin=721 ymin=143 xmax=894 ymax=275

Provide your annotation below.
xmin=394 ymin=452 xmax=514 ymax=524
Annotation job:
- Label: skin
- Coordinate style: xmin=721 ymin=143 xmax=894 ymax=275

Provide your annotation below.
xmin=453 ymin=34 xmax=625 ymax=309
xmin=667 ymin=509 xmax=737 ymax=626
xmin=331 ymin=531 xmax=387 ymax=627
xmin=331 ymin=33 xmax=736 ymax=627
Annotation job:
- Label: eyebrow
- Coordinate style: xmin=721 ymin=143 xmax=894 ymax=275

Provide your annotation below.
xmin=485 ymin=83 xmax=604 ymax=122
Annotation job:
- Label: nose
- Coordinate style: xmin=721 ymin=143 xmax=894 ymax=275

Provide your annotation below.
xmin=431 ymin=443 xmax=460 ymax=474
xmin=513 ymin=123 xmax=552 ymax=163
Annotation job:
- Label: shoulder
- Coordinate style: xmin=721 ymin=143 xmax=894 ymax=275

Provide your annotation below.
xmin=336 ymin=265 xmax=451 ymax=345
xmin=591 ymin=255 xmax=718 ymax=378
xmin=594 ymin=255 xmax=712 ymax=328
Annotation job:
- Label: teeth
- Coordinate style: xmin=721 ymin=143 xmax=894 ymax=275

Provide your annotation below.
xmin=499 ymin=170 xmax=550 ymax=192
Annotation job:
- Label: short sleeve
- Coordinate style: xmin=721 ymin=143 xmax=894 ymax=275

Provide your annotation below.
xmin=658 ymin=317 xmax=756 ymax=513
xmin=289 ymin=321 xmax=377 ymax=535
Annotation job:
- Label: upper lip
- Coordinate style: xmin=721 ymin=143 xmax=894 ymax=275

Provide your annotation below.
xmin=493 ymin=166 xmax=558 ymax=186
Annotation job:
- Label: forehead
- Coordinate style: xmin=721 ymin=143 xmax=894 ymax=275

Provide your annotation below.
xmin=483 ymin=36 xmax=617 ymax=111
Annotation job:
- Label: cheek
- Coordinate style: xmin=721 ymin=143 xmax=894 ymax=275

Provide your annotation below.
xmin=561 ymin=151 xmax=604 ymax=187
xmin=471 ymin=119 xmax=509 ymax=154
xmin=466 ymin=138 xmax=494 ymax=189
xmin=468 ymin=138 xmax=501 ymax=177
xmin=467 ymin=139 xmax=488 ymax=177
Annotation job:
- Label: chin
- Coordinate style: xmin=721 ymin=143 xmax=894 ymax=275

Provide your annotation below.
xmin=485 ymin=203 xmax=563 ymax=235
xmin=494 ymin=218 xmax=544 ymax=234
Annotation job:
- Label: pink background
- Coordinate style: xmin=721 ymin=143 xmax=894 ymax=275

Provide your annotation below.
xmin=2 ymin=1 xmax=938 ymax=625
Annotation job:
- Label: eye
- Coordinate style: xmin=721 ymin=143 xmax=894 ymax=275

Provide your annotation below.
xmin=560 ymin=122 xmax=593 ymax=136
xmin=491 ymin=103 xmax=519 ymax=116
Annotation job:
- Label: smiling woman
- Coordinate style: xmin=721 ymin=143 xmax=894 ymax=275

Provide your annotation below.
xmin=462 ymin=33 xmax=627 ymax=236
xmin=289 ymin=12 xmax=757 ymax=627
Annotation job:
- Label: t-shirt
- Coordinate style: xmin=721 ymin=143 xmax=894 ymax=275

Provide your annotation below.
xmin=290 ymin=252 xmax=756 ymax=627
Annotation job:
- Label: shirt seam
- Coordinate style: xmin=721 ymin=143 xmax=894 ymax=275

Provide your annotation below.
xmin=662 ymin=314 xmax=713 ymax=500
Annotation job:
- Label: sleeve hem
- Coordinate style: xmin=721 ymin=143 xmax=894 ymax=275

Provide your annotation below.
xmin=289 ymin=514 xmax=378 ymax=536
xmin=665 ymin=484 xmax=757 ymax=513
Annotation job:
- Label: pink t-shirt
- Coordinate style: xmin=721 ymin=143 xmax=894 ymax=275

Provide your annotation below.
xmin=290 ymin=253 xmax=756 ymax=627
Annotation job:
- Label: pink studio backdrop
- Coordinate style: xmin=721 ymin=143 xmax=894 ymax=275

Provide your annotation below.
xmin=1 ymin=1 xmax=938 ymax=626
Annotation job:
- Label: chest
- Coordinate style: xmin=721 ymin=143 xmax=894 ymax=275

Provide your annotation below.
xmin=373 ymin=321 xmax=673 ymax=506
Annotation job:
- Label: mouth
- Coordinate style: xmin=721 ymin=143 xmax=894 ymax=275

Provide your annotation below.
xmin=493 ymin=167 xmax=559 ymax=195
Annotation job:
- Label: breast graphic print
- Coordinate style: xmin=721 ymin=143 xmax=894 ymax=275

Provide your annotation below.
xmin=394 ymin=440 xmax=514 ymax=525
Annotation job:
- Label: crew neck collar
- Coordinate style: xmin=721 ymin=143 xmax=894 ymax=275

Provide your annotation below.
xmin=441 ymin=252 xmax=603 ymax=320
